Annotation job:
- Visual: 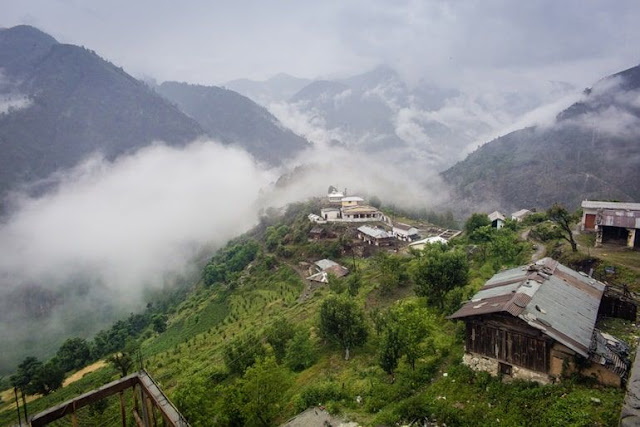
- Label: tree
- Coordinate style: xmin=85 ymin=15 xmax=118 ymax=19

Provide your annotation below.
xmin=346 ymin=272 xmax=362 ymax=297
xmin=464 ymin=213 xmax=491 ymax=236
xmin=319 ymin=296 xmax=368 ymax=360
xmin=29 ymin=361 xmax=65 ymax=395
xmin=12 ymin=357 xmax=42 ymax=390
xmin=375 ymin=252 xmax=409 ymax=295
xmin=240 ymin=356 xmax=292 ymax=427
xmin=56 ymin=337 xmax=92 ymax=372
xmin=411 ymin=246 xmax=469 ymax=309
xmin=378 ymin=324 xmax=403 ymax=378
xmin=108 ymin=340 xmax=138 ymax=377
xmin=223 ymin=333 xmax=265 ymax=375
xmin=152 ymin=314 xmax=168 ymax=334
xmin=284 ymin=330 xmax=317 ymax=372
xmin=265 ymin=317 xmax=295 ymax=363
xmin=465 ymin=213 xmax=490 ymax=235
xmin=547 ymin=203 xmax=578 ymax=252
xmin=392 ymin=301 xmax=430 ymax=370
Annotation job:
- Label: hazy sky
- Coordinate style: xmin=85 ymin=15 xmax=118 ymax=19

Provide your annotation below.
xmin=2 ymin=0 xmax=640 ymax=88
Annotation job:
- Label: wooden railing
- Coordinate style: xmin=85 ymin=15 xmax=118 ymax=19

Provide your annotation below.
xmin=29 ymin=370 xmax=189 ymax=427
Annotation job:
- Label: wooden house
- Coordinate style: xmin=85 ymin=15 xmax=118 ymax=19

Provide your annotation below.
xmin=449 ymin=258 xmax=629 ymax=387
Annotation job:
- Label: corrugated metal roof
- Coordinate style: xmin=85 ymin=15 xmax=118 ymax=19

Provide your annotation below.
xmin=598 ymin=209 xmax=640 ymax=229
xmin=582 ymin=200 xmax=640 ymax=211
xmin=357 ymin=225 xmax=391 ymax=239
xmin=511 ymin=209 xmax=532 ymax=218
xmin=315 ymin=259 xmax=339 ymax=270
xmin=341 ymin=196 xmax=364 ymax=202
xmin=448 ymin=257 xmax=606 ymax=357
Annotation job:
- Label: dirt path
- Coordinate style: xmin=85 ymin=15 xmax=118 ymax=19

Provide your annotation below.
xmin=520 ymin=228 xmax=546 ymax=262
xmin=62 ymin=360 xmax=107 ymax=387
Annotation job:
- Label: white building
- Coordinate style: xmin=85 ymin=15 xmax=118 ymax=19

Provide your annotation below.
xmin=328 ymin=190 xmax=345 ymax=203
xmin=320 ymin=207 xmax=341 ymax=221
xmin=409 ymin=236 xmax=448 ymax=251
xmin=357 ymin=225 xmax=393 ymax=246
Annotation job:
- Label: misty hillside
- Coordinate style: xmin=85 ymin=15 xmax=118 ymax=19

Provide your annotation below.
xmin=224 ymin=73 xmax=312 ymax=105
xmin=156 ymin=81 xmax=310 ymax=165
xmin=0 ymin=25 xmax=206 ymax=202
xmin=282 ymin=65 xmax=573 ymax=172
xmin=443 ymin=63 xmax=640 ymax=212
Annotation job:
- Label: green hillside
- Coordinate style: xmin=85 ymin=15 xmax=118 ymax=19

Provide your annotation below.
xmin=1 ymin=202 xmax=634 ymax=426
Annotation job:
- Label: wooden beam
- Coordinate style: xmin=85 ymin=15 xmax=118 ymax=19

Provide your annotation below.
xmin=119 ymin=391 xmax=127 ymax=427
xmin=30 ymin=374 xmax=139 ymax=427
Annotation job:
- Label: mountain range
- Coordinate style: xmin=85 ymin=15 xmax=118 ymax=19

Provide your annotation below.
xmin=443 ymin=64 xmax=640 ymax=212
xmin=0 ymin=25 xmax=308 ymax=209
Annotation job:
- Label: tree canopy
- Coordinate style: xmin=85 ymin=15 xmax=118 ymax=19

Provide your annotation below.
xmin=411 ymin=245 xmax=469 ymax=309
xmin=319 ymin=296 xmax=368 ymax=360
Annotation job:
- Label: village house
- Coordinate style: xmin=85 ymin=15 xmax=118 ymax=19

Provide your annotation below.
xmin=320 ymin=207 xmax=341 ymax=221
xmin=328 ymin=189 xmax=345 ymax=204
xmin=511 ymin=209 xmax=532 ymax=222
xmin=309 ymin=226 xmax=327 ymax=240
xmin=341 ymin=196 xmax=365 ymax=208
xmin=307 ymin=259 xmax=349 ymax=283
xmin=357 ymin=225 xmax=393 ymax=246
xmin=408 ymin=235 xmax=448 ymax=250
xmin=488 ymin=211 xmax=506 ymax=229
xmin=392 ymin=222 xmax=419 ymax=241
xmin=341 ymin=205 xmax=384 ymax=222
xmin=308 ymin=213 xmax=325 ymax=224
xmin=448 ymin=258 xmax=629 ymax=387
xmin=581 ymin=200 xmax=640 ymax=249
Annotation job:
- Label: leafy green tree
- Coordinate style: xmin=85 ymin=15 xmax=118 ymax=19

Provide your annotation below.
xmin=265 ymin=317 xmax=295 ymax=363
xmin=12 ymin=356 xmax=42 ymax=390
xmin=284 ymin=330 xmax=317 ymax=372
xmin=56 ymin=338 xmax=92 ymax=372
xmin=152 ymin=314 xmax=168 ymax=334
xmin=547 ymin=203 xmax=578 ymax=252
xmin=29 ymin=360 xmax=65 ymax=395
xmin=465 ymin=213 xmax=490 ymax=235
xmin=378 ymin=324 xmax=403 ymax=378
xmin=319 ymin=296 xmax=368 ymax=360
xmin=392 ymin=301 xmax=430 ymax=370
xmin=223 ymin=333 xmax=265 ymax=375
xmin=346 ymin=272 xmax=362 ymax=297
xmin=203 ymin=263 xmax=227 ymax=286
xmin=240 ymin=356 xmax=292 ymax=426
xmin=489 ymin=229 xmax=527 ymax=265
xmin=375 ymin=252 xmax=409 ymax=295
xmin=174 ymin=377 xmax=218 ymax=426
xmin=108 ymin=340 xmax=138 ymax=377
xmin=411 ymin=246 xmax=469 ymax=309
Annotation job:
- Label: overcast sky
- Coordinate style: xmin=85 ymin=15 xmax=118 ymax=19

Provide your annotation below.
xmin=2 ymin=1 xmax=640 ymax=89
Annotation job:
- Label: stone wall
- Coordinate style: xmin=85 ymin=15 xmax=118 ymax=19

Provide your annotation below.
xmin=463 ymin=353 xmax=551 ymax=384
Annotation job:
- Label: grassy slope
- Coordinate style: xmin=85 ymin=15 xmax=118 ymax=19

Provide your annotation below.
xmin=1 ymin=209 xmax=634 ymax=426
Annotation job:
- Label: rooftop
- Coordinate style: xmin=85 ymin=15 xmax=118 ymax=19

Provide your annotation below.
xmin=342 ymin=196 xmax=364 ymax=202
xmin=582 ymin=200 xmax=640 ymax=211
xmin=488 ymin=211 xmax=506 ymax=222
xmin=449 ymin=257 xmax=606 ymax=357
xmin=357 ymin=225 xmax=391 ymax=239
xmin=512 ymin=209 xmax=532 ymax=218
xmin=393 ymin=222 xmax=417 ymax=231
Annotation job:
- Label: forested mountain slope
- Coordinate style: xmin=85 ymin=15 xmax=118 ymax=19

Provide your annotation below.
xmin=443 ymin=63 xmax=640 ymax=212
xmin=0 ymin=25 xmax=205 ymax=201
xmin=156 ymin=81 xmax=310 ymax=166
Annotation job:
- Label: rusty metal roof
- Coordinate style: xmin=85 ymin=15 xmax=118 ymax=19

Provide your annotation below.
xmin=449 ymin=257 xmax=606 ymax=357
xmin=597 ymin=209 xmax=640 ymax=229
xmin=582 ymin=200 xmax=640 ymax=211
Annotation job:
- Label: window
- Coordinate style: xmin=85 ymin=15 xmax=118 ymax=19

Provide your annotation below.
xmin=499 ymin=362 xmax=512 ymax=376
